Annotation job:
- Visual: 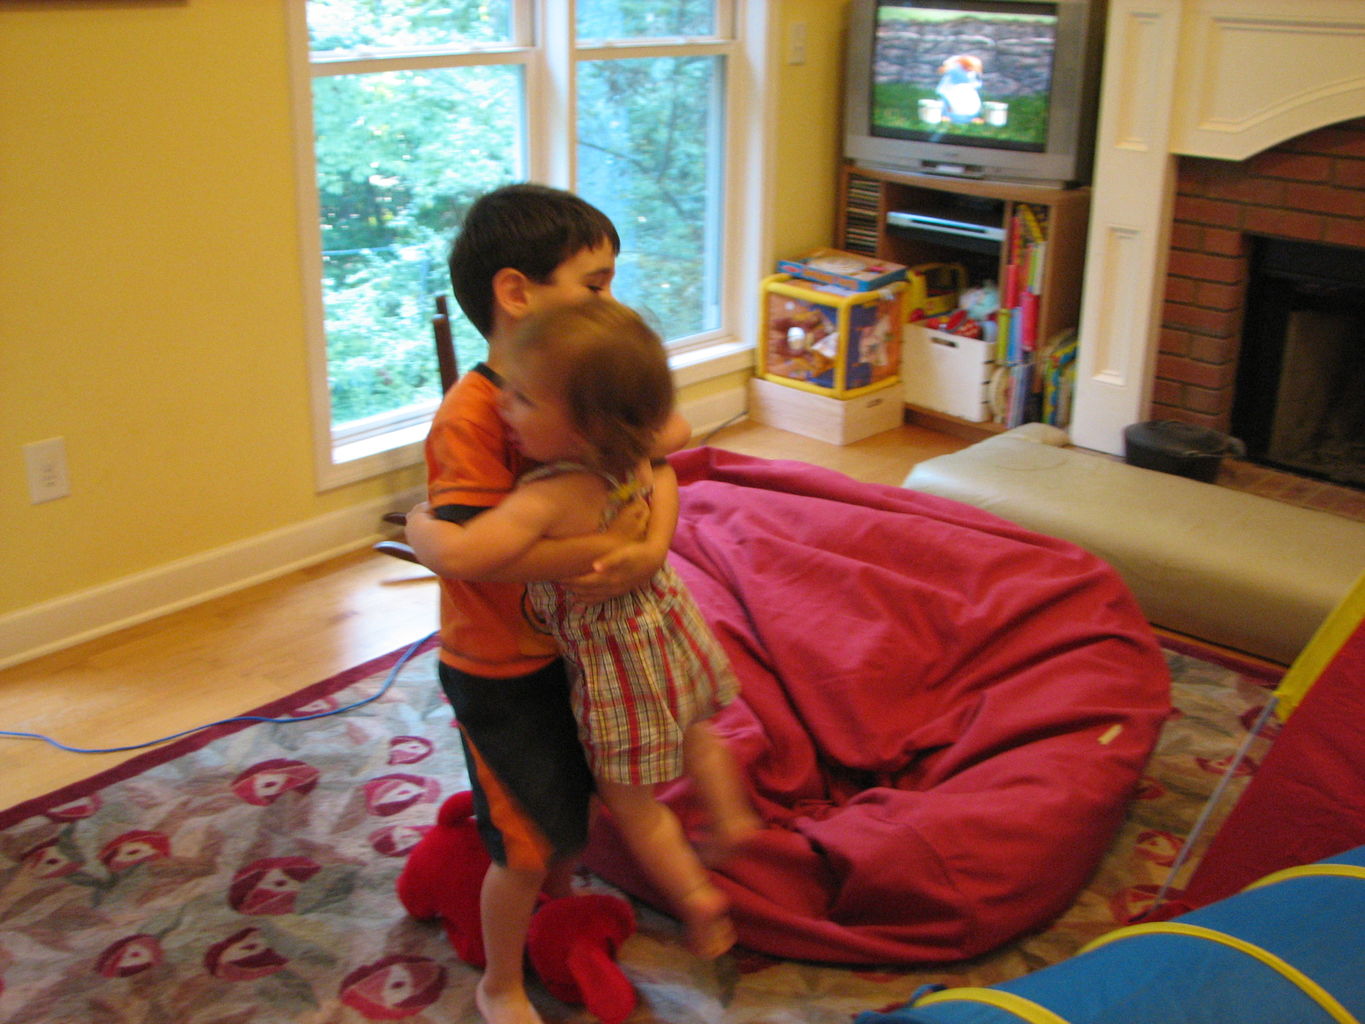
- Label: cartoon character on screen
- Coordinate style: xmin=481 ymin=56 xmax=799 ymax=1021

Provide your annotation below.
xmin=936 ymin=54 xmax=984 ymax=124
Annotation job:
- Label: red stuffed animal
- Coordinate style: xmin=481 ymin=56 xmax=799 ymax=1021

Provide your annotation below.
xmin=395 ymin=790 xmax=489 ymax=967
xmin=396 ymin=791 xmax=637 ymax=1024
xmin=528 ymin=893 xmax=638 ymax=1024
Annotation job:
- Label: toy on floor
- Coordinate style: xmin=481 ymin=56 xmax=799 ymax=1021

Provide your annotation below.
xmin=528 ymin=892 xmax=637 ymax=1024
xmin=1178 ymin=569 xmax=1365 ymax=908
xmin=855 ymin=845 xmax=1365 ymax=1024
xmin=395 ymin=791 xmax=638 ymax=1023
xmin=394 ymin=790 xmax=489 ymax=966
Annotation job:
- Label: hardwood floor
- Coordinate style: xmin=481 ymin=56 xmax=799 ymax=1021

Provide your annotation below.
xmin=0 ymin=421 xmax=968 ymax=810
xmin=696 ymin=417 xmax=968 ymax=486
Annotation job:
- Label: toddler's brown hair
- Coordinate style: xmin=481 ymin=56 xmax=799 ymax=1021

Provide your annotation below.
xmin=510 ymin=301 xmax=674 ymax=480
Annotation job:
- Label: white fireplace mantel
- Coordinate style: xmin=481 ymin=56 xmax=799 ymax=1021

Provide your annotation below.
xmin=1070 ymin=0 xmax=1365 ymax=454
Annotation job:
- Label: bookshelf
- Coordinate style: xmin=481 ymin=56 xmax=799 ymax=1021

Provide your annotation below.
xmin=836 ymin=162 xmax=1091 ymax=433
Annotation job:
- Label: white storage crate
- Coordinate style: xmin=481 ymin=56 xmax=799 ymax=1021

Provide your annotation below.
xmin=902 ymin=324 xmax=994 ymax=422
xmin=748 ymin=377 xmax=903 ymax=445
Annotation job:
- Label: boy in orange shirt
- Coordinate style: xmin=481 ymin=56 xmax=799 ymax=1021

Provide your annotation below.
xmin=414 ymin=183 xmax=688 ymax=1024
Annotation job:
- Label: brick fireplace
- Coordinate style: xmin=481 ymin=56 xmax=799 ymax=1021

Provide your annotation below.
xmin=1155 ymin=117 xmax=1365 ymax=435
xmin=1069 ymin=1 xmax=1365 ymax=461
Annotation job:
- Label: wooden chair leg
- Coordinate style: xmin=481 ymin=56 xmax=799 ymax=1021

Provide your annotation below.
xmin=375 ymin=295 xmax=458 ymax=565
xmin=373 ymin=540 xmax=421 ymax=564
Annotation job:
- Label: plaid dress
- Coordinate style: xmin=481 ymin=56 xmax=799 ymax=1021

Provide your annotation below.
xmin=523 ymin=463 xmax=739 ymax=786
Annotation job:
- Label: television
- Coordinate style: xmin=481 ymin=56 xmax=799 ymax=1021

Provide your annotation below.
xmin=843 ymin=0 xmax=1107 ymax=188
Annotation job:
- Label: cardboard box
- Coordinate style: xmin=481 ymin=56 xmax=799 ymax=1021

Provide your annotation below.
xmin=903 ymin=324 xmax=994 ymax=422
xmin=748 ymin=377 xmax=904 ymax=445
xmin=759 ymin=274 xmax=904 ymax=399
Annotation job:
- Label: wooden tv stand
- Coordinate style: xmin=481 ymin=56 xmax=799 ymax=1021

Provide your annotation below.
xmin=836 ymin=162 xmax=1091 ymax=434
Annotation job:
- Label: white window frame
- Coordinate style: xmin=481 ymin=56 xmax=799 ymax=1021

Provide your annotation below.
xmin=286 ymin=1 xmax=774 ymax=491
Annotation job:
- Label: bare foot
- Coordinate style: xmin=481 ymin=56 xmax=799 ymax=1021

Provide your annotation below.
xmin=476 ymin=978 xmax=544 ymax=1024
xmin=679 ymin=882 xmax=736 ymax=959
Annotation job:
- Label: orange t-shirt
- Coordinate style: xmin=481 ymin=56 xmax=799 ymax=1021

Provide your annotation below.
xmin=425 ymin=364 xmax=558 ymax=677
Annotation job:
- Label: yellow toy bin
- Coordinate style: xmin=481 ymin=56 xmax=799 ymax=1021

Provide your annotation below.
xmin=759 ymin=274 xmax=905 ymax=398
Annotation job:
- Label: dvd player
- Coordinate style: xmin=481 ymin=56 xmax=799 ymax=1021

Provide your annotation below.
xmin=886 ymin=209 xmax=1005 ymax=242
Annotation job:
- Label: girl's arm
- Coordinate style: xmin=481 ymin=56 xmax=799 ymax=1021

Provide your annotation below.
xmin=416 ymin=411 xmax=690 ymax=590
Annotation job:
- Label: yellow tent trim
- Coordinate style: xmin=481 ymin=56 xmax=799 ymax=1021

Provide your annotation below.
xmin=1275 ymin=569 xmax=1365 ymax=720
xmin=1080 ymin=922 xmax=1359 ymax=1024
xmin=915 ymin=987 xmax=1072 ymax=1024
xmin=1244 ymin=863 xmax=1365 ymax=892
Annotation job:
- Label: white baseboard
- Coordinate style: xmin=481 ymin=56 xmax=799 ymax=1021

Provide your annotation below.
xmin=679 ymin=386 xmax=749 ymax=444
xmin=0 ymin=486 xmax=425 ymax=671
xmin=1 ymin=381 xmax=749 ymax=671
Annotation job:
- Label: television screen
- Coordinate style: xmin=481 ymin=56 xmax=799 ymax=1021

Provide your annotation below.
xmin=870 ymin=0 xmax=1059 ymax=154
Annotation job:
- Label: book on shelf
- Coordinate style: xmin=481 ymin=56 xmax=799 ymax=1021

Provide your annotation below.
xmin=1009 ymin=362 xmax=1025 ymax=428
xmin=999 ymin=203 xmax=1047 ymax=362
xmin=1019 ymin=290 xmax=1039 ymax=352
xmin=1017 ymin=203 xmax=1046 ymax=244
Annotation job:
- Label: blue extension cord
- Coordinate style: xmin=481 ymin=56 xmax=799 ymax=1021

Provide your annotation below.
xmin=0 ymin=631 xmax=436 ymax=755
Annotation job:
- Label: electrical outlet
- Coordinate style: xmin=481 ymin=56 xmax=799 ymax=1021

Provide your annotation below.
xmin=787 ymin=21 xmax=807 ymax=65
xmin=24 ymin=437 xmax=70 ymax=504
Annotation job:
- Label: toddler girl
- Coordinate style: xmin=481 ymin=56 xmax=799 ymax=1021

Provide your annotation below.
xmin=407 ymin=300 xmax=759 ymax=958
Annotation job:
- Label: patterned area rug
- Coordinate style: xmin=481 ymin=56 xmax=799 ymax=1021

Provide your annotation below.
xmin=0 ymin=636 xmax=1279 ymax=1023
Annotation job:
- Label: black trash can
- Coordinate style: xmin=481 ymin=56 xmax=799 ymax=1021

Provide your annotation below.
xmin=1123 ymin=420 xmax=1241 ymax=483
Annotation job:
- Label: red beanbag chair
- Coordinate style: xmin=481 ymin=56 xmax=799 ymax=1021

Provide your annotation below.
xmin=584 ymin=448 xmax=1172 ymax=965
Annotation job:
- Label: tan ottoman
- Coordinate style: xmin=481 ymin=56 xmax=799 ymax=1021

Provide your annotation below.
xmin=904 ymin=424 xmax=1365 ymax=664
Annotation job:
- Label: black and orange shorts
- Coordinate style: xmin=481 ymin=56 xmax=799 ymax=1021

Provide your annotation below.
xmin=439 ymin=659 xmax=594 ymax=870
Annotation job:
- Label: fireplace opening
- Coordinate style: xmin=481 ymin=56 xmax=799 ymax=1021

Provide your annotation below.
xmin=1232 ymin=238 xmax=1365 ymax=491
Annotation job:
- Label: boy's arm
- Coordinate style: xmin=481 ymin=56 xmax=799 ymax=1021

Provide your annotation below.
xmin=420 ymin=380 xmax=647 ymax=581
xmin=405 ymin=488 xmax=559 ymax=580
xmin=406 ymin=496 xmax=648 ymax=583
xmin=650 ymin=410 xmax=692 ymax=459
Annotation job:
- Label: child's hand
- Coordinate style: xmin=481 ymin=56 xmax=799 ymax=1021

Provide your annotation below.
xmin=563 ymin=495 xmax=654 ymax=601
xmin=563 ymin=540 xmax=663 ymax=602
xmin=603 ymin=495 xmax=649 ymax=544
xmin=403 ymin=501 xmax=452 ymax=573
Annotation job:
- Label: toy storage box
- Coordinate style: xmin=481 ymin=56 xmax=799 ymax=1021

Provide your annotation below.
xmin=759 ymin=274 xmax=904 ymax=399
xmin=903 ymin=324 xmax=994 ymax=423
xmin=749 ymin=377 xmax=904 ymax=445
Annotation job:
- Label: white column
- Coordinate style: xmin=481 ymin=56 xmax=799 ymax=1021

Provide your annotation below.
xmin=1070 ymin=0 xmax=1185 ymax=455
xmin=1072 ymin=0 xmax=1365 ymax=454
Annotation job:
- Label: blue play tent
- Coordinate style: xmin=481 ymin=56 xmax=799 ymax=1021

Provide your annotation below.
xmin=855 ymin=845 xmax=1365 ymax=1024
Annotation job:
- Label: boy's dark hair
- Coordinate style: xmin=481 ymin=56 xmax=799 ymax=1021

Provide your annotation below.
xmin=511 ymin=301 xmax=673 ymax=480
xmin=449 ymin=183 xmax=621 ymax=339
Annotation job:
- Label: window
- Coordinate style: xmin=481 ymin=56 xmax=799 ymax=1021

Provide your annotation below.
xmin=289 ymin=1 xmax=771 ymax=488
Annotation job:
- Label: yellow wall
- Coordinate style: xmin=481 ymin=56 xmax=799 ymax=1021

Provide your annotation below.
xmin=685 ymin=0 xmax=850 ymax=434
xmin=0 ymin=0 xmax=845 ymax=621
xmin=771 ymin=0 xmax=848 ymax=259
